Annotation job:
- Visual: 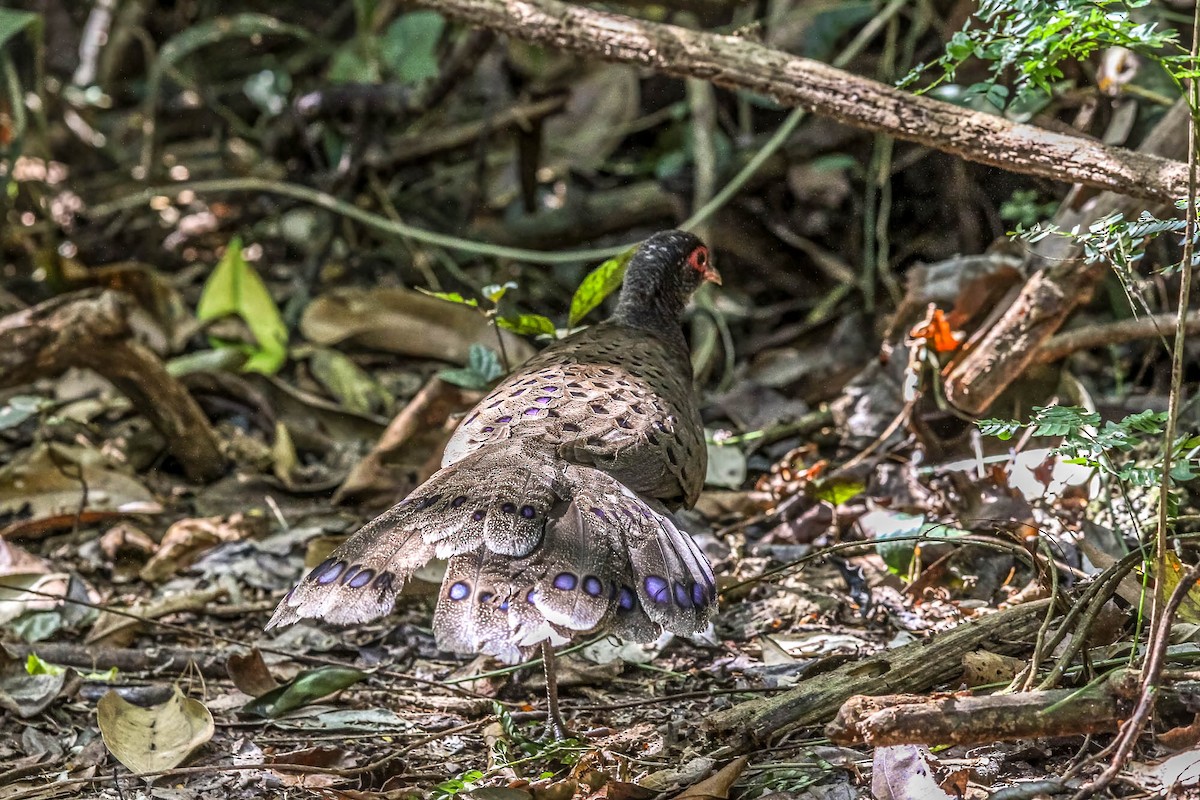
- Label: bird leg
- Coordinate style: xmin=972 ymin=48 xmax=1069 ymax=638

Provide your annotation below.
xmin=541 ymin=641 xmax=569 ymax=740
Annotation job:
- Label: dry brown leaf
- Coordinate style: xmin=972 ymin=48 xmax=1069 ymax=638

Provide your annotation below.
xmin=300 ymin=287 xmax=535 ymax=365
xmin=672 ymin=757 xmax=748 ymax=800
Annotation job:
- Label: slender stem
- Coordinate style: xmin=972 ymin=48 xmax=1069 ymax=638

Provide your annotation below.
xmin=541 ymin=641 xmax=568 ymax=740
xmin=87 ymin=178 xmax=626 ymax=265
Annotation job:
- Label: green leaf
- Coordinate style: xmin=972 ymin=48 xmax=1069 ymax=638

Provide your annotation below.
xmin=328 ymin=44 xmax=379 ymax=84
xmin=26 ymin=653 xmax=63 ymax=676
xmin=869 ymin=516 xmax=966 ymax=576
xmin=242 ymin=666 xmax=366 ymax=718
xmin=568 ymin=246 xmax=636 ymax=327
xmin=381 ymin=11 xmax=445 ymax=85
xmin=0 ymin=9 xmax=40 ymax=51
xmin=496 ymin=314 xmax=557 ymax=337
xmin=811 ymin=478 xmax=865 ymax=505
xmin=439 ymin=343 xmax=504 ymax=389
xmin=418 ymin=288 xmax=479 ymax=308
xmin=977 ymin=418 xmax=1022 ymax=440
xmin=196 ymin=238 xmax=288 ymax=374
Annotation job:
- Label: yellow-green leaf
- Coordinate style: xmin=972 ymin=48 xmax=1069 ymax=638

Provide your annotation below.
xmin=568 ymin=245 xmax=635 ymax=327
xmin=417 ymin=287 xmax=479 ymax=308
xmin=196 ymin=238 xmax=288 ymax=374
xmin=812 ymin=479 xmax=865 ymax=505
xmin=26 ymin=652 xmax=63 ymax=676
xmin=496 ymin=314 xmax=557 ymax=337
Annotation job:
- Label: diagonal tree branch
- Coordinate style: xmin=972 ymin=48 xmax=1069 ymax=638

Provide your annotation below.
xmin=413 ymin=0 xmax=1190 ymax=203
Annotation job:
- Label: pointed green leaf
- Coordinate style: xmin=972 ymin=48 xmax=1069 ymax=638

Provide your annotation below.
xmin=568 ymin=245 xmax=636 ymax=327
xmin=196 ymin=238 xmax=288 ymax=374
xmin=496 ymin=314 xmax=557 ymax=337
xmin=241 ymin=666 xmax=366 ymax=718
xmin=417 ymin=288 xmax=479 ymax=308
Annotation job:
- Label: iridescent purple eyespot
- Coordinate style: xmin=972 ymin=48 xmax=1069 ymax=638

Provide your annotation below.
xmin=472 ymin=510 xmax=486 ymax=521
xmin=520 ymin=505 xmax=536 ymax=518
xmin=673 ymin=581 xmax=691 ymax=608
xmin=553 ymin=572 xmax=578 ymax=591
xmin=497 ymin=416 xmax=512 ymax=423
xmin=526 ymin=588 xmax=538 ymax=604
xmin=479 ymin=591 xmax=494 ymax=604
xmin=536 ymin=396 xmax=552 ymax=404
xmin=501 ymin=502 xmax=516 ymax=514
xmin=348 ymin=569 xmax=375 ymax=589
xmin=451 ymin=495 xmax=468 ymax=508
xmin=315 ymin=560 xmax=347 ymax=585
xmin=307 ymin=558 xmax=335 ymax=582
xmin=482 ymin=426 xmax=494 ymax=433
xmin=415 ymin=494 xmax=442 ymax=510
xmin=692 ymin=582 xmax=706 ymax=606
xmin=617 ymin=586 xmax=635 ymax=611
xmin=449 ymin=581 xmax=471 ymax=601
xmin=524 ymin=408 xmax=541 ymax=416
xmin=644 ymin=575 xmax=670 ymax=604
xmin=512 ymin=388 xmax=526 ymax=396
xmin=582 ymin=575 xmax=603 ymax=597
xmin=590 ymin=507 xmax=606 ymax=520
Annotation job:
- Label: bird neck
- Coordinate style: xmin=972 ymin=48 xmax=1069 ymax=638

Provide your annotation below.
xmin=610 ymin=281 xmax=686 ymax=335
xmin=609 ymin=294 xmax=689 ymax=351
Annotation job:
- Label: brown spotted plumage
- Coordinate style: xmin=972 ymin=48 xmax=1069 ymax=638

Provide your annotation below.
xmin=268 ymin=230 xmax=720 ymax=682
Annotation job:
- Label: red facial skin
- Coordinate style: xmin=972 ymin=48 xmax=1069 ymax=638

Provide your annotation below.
xmin=686 ymin=246 xmax=722 ymax=285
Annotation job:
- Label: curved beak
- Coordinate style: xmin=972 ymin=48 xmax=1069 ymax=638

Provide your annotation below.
xmin=704 ymin=266 xmax=722 ymax=286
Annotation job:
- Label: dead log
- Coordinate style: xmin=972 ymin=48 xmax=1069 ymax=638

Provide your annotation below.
xmin=827 ymin=670 xmax=1137 ymax=747
xmin=705 ymin=600 xmax=1051 ymax=743
xmin=0 ymin=290 xmax=224 ymax=483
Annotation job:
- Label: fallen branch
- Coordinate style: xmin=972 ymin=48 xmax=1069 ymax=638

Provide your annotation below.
xmin=5 ymin=641 xmax=233 ymax=678
xmin=0 ymin=290 xmax=225 ymax=483
xmin=412 ymin=0 xmax=1190 ymax=202
xmin=1037 ymin=311 xmax=1200 ymax=364
xmin=945 ymin=99 xmax=1192 ymax=414
xmin=705 ymin=600 xmax=1050 ymax=743
xmin=827 ymin=671 xmax=1137 ymax=747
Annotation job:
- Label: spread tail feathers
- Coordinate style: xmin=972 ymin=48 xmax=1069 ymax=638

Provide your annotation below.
xmin=268 ymin=444 xmax=717 ymax=663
